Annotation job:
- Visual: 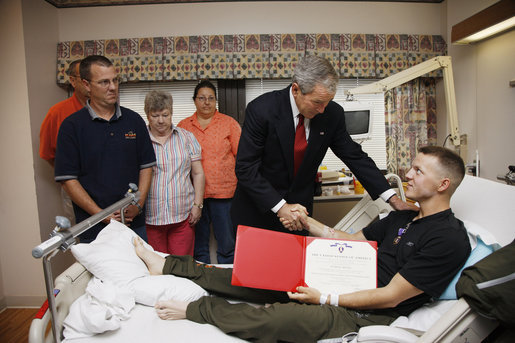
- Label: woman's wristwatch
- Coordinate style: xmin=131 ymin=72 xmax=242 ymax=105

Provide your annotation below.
xmin=193 ymin=202 xmax=203 ymax=209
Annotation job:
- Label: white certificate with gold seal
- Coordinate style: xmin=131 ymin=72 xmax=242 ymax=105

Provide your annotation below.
xmin=303 ymin=238 xmax=377 ymax=294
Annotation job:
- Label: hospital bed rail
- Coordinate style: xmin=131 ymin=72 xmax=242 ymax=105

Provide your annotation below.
xmin=31 ymin=183 xmax=141 ymax=343
xmin=334 ymin=173 xmax=406 ymax=233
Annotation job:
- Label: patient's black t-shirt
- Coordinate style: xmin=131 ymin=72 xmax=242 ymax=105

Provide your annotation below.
xmin=363 ymin=209 xmax=471 ymax=316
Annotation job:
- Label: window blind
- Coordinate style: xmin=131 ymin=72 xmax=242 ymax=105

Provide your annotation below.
xmin=119 ymin=78 xmax=385 ymax=171
xmin=119 ymin=80 xmax=218 ymax=125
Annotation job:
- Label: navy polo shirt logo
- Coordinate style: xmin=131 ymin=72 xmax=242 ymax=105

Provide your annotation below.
xmin=125 ymin=131 xmax=137 ymax=139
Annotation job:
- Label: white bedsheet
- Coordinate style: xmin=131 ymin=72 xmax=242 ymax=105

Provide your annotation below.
xmin=65 ymin=303 xmax=248 ymax=343
xmin=63 ymin=278 xmax=135 ymax=340
xmin=64 ymin=297 xmax=456 ymax=343
xmin=390 ymin=300 xmax=457 ymax=334
xmin=62 ymin=274 xmax=455 ymax=343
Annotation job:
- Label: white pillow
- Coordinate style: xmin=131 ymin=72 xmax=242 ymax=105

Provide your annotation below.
xmin=71 ymin=220 xmax=209 ymax=306
xmin=437 ymin=220 xmax=499 ymax=300
xmin=71 ymin=220 xmax=151 ymax=286
xmin=130 ymin=275 xmax=208 ymax=306
xmin=438 ymin=237 xmax=494 ymax=300
xmin=462 ymin=220 xmax=501 ymax=250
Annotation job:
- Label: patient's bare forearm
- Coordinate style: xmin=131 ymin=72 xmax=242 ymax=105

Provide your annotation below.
xmin=335 ymin=287 xmax=396 ymax=310
xmin=337 ymin=273 xmax=423 ymax=310
xmin=302 ymin=217 xmax=366 ymax=241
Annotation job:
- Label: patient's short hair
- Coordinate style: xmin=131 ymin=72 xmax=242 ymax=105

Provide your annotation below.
xmin=418 ymin=145 xmax=465 ymax=194
xmin=144 ymin=90 xmax=173 ymax=115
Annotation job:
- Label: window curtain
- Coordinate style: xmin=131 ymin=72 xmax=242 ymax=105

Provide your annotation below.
xmin=56 ymin=33 xmax=446 ymax=84
xmin=385 ymin=78 xmax=437 ymax=180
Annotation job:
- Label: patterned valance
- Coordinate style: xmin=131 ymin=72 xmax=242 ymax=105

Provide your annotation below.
xmin=57 ymin=33 xmax=446 ymax=84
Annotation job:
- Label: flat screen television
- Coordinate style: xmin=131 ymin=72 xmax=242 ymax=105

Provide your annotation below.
xmin=341 ymin=101 xmax=374 ymax=141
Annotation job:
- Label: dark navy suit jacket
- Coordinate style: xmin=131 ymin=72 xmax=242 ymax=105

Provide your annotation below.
xmin=231 ymin=86 xmax=390 ymax=234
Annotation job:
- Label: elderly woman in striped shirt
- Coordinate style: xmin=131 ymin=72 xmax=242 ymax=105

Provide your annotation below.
xmin=144 ymin=90 xmax=205 ymax=256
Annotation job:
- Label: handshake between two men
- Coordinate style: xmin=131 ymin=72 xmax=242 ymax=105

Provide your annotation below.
xmin=277 ymin=193 xmax=419 ymax=233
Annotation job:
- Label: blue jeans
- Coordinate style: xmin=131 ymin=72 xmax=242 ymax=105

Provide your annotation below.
xmin=131 ymin=224 xmax=148 ymax=242
xmin=194 ymin=198 xmax=235 ymax=264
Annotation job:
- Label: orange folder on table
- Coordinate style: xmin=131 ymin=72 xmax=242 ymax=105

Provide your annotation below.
xmin=231 ymin=225 xmax=378 ymax=293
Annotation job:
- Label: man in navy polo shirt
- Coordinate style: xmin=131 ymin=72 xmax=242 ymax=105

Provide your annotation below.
xmin=55 ymin=55 xmax=156 ymax=243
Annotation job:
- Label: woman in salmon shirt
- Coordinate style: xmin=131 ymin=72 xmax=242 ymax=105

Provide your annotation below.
xmin=178 ymin=80 xmax=241 ymax=264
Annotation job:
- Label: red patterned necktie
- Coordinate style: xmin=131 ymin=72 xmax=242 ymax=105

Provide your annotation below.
xmin=294 ymin=114 xmax=307 ymax=176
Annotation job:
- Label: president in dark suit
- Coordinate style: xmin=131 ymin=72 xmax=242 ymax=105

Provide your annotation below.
xmin=231 ymin=55 xmax=414 ymax=236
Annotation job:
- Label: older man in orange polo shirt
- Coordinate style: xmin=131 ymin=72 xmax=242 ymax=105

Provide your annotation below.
xmin=40 ymin=60 xmax=88 ymax=166
xmin=39 ymin=60 xmax=88 ymax=223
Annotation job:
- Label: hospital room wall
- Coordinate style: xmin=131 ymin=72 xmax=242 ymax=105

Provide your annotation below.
xmin=474 ymin=31 xmax=515 ymax=180
xmin=0 ymin=0 xmax=69 ymax=308
xmin=20 ymin=0 xmax=78 ymax=284
xmin=443 ymin=0 xmax=515 ymax=180
xmin=56 ymin=1 xmax=443 ymax=41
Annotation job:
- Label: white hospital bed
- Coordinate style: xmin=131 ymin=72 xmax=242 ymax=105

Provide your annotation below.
xmin=28 ymin=261 xmax=247 ymax=343
xmin=29 ymin=175 xmax=514 ymax=343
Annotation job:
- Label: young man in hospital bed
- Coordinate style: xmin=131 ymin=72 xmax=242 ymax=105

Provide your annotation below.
xmin=133 ymin=145 xmax=471 ymax=343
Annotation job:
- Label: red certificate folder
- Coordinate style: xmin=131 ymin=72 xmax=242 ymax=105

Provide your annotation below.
xmin=231 ymin=225 xmax=377 ymax=293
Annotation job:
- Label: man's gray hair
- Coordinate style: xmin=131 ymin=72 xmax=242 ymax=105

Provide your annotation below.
xmin=144 ymin=90 xmax=173 ymax=115
xmin=292 ymin=55 xmax=338 ymax=94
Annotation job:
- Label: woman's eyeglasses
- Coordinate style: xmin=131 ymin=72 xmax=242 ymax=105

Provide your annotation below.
xmin=196 ymin=96 xmax=216 ymax=103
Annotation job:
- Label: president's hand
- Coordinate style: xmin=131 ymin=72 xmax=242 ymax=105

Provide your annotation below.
xmin=287 ymin=286 xmax=321 ymax=305
xmin=280 ymin=212 xmax=311 ymax=232
xmin=388 ymin=194 xmax=420 ymax=212
xmin=277 ymin=203 xmax=308 ymax=231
